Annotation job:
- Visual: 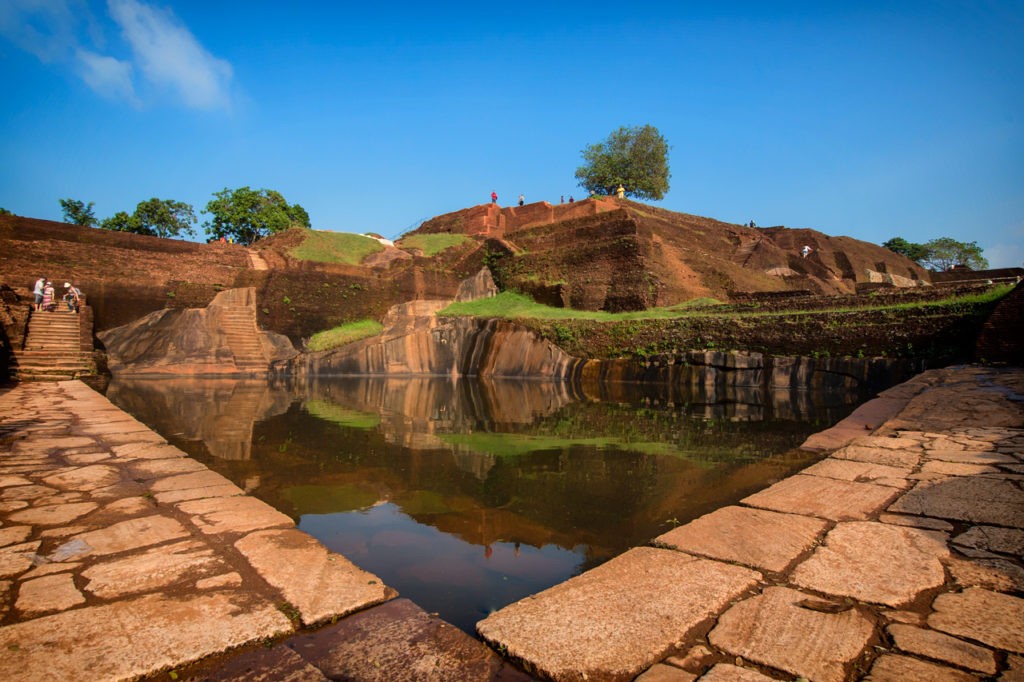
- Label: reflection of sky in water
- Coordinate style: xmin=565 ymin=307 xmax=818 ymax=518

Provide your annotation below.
xmin=104 ymin=375 xmax=875 ymax=636
xmin=301 ymin=503 xmax=585 ymax=634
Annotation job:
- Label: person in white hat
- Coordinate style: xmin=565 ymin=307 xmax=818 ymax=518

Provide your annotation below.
xmin=63 ymin=282 xmax=82 ymax=313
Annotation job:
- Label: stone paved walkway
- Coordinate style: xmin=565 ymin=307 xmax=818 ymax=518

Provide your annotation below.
xmin=479 ymin=366 xmax=1024 ymax=681
xmin=0 ymin=380 xmax=522 ymax=681
xmin=2 ymin=367 xmax=1023 ymax=681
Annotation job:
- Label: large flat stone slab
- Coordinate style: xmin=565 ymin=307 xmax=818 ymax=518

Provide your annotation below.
xmin=150 ymin=470 xmax=243 ymax=504
xmin=15 ymin=572 xmax=85 ymax=616
xmin=81 ymin=540 xmax=226 ymax=599
xmin=792 ymin=521 xmax=948 ymax=607
xmin=741 ymin=474 xmax=899 ymax=521
xmin=41 ymin=464 xmax=121 ymax=491
xmin=800 ymin=395 xmax=913 ymax=451
xmin=866 ymin=654 xmax=979 ymax=681
xmin=927 ymin=449 xmax=1019 ymax=465
xmin=287 ymin=598 xmax=531 ymax=682
xmin=928 ymin=587 xmax=1024 ymax=653
xmin=888 ymin=623 xmax=997 ymax=675
xmin=0 ymin=591 xmax=292 ymax=680
xmin=698 ymin=664 xmax=775 ymax=681
xmin=655 ymin=505 xmax=827 ymax=573
xmin=184 ymin=644 xmax=330 ymax=681
xmin=0 ymin=525 xmax=32 ymax=548
xmin=832 ymin=443 xmax=922 ymax=468
xmin=66 ymin=514 xmax=191 ymax=557
xmin=801 ymin=457 xmax=911 ymax=487
xmin=234 ymin=529 xmax=395 ymax=626
xmin=176 ymin=497 xmax=293 ymax=535
xmin=111 ymin=442 xmax=187 ymax=460
xmin=952 ymin=525 xmax=1024 ymax=557
xmin=708 ymin=586 xmax=875 ymax=682
xmin=477 ymin=547 xmax=761 ymax=681
xmin=8 ymin=502 xmax=98 ymax=526
xmin=129 ymin=457 xmax=208 ymax=479
xmin=889 ymin=477 xmax=1024 ymax=527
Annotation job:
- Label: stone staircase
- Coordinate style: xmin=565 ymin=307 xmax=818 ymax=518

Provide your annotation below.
xmin=218 ymin=304 xmax=268 ymax=373
xmin=12 ymin=307 xmax=96 ymax=381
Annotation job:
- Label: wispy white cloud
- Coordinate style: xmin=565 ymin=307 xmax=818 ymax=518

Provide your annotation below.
xmin=0 ymin=0 xmax=234 ymax=110
xmin=74 ymin=47 xmax=138 ymax=104
xmin=107 ymin=0 xmax=233 ymax=111
xmin=0 ymin=0 xmax=79 ymax=62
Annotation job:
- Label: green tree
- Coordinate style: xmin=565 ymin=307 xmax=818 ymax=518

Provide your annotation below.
xmin=0 ymin=207 xmax=11 ymax=215
xmin=59 ymin=198 xmax=98 ymax=227
xmin=100 ymin=198 xmax=197 ymax=238
xmin=100 ymin=211 xmax=137 ymax=233
xmin=133 ymin=198 xmax=196 ymax=238
xmin=574 ymin=124 xmax=671 ymax=200
xmin=882 ymin=236 xmax=928 ymax=262
xmin=919 ymin=237 xmax=988 ymax=272
xmin=203 ymin=186 xmax=311 ymax=245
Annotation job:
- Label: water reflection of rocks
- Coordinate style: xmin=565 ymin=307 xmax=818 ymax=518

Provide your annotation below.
xmin=106 ymin=373 xmax=860 ymax=555
xmin=105 ymin=373 xmax=873 ymax=632
xmin=106 ymin=377 xmax=293 ymax=460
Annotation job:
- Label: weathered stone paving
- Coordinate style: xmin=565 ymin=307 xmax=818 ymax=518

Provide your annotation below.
xmin=480 ymin=366 xmax=1024 ymax=681
xmin=0 ymin=380 xmax=521 ymax=681
xmin=3 ymin=366 xmax=1023 ymax=680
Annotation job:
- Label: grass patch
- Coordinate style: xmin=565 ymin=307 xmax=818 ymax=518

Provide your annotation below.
xmin=289 ymin=230 xmax=383 ymax=265
xmin=396 ymin=232 xmax=470 ymax=256
xmin=280 ymin=484 xmax=379 ymax=515
xmin=440 ymin=291 xmax=728 ymax=321
xmin=440 ymin=286 xmax=1013 ymax=322
xmin=303 ymin=400 xmax=381 ymax=429
xmin=439 ymin=431 xmax=714 ymax=463
xmin=307 ymin=319 xmax=383 ymax=351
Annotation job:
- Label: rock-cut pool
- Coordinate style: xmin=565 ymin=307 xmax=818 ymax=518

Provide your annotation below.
xmin=105 ymin=375 xmax=864 ymax=635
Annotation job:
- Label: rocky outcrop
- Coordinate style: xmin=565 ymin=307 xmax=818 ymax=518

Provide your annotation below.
xmin=282 ymin=269 xmax=582 ymax=379
xmin=413 ymin=199 xmax=932 ymax=311
xmin=279 ymin=270 xmax=922 ymax=395
xmin=100 ymin=288 xmax=297 ymax=376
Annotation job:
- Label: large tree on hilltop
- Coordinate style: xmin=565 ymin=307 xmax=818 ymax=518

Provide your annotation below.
xmin=203 ymin=186 xmax=311 ymax=245
xmin=100 ymin=198 xmax=197 ymax=239
xmin=919 ymin=237 xmax=988 ymax=271
xmin=574 ymin=124 xmax=671 ymax=200
xmin=883 ymin=235 xmax=988 ymax=271
xmin=59 ymin=198 xmax=98 ymax=227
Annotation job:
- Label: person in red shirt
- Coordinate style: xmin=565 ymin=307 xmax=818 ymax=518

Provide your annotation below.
xmin=490 ymin=191 xmax=497 ymax=204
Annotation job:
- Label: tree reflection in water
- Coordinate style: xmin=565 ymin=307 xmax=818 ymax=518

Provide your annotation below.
xmin=106 ymin=374 xmax=867 ymax=634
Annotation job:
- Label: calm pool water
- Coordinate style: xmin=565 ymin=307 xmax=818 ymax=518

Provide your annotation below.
xmin=105 ymin=375 xmax=862 ymax=634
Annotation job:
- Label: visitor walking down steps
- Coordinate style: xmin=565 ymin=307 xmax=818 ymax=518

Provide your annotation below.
xmin=63 ymin=282 xmax=82 ymax=313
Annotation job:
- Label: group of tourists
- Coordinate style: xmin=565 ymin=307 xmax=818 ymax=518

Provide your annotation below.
xmin=492 ymin=185 xmax=627 ymax=207
xmin=32 ymin=276 xmax=82 ymax=313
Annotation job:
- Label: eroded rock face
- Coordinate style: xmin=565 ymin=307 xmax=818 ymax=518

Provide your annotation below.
xmin=99 ymin=288 xmax=297 ymax=376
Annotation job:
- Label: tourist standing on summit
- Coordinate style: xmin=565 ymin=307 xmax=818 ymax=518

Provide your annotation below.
xmin=32 ymin=276 xmax=45 ymax=311
xmin=518 ymin=194 xmax=524 ymax=206
xmin=491 ymin=191 xmax=498 ymax=204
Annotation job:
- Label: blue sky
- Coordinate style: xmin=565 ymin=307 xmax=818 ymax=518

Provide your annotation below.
xmin=1 ymin=1 xmax=1022 ymax=267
